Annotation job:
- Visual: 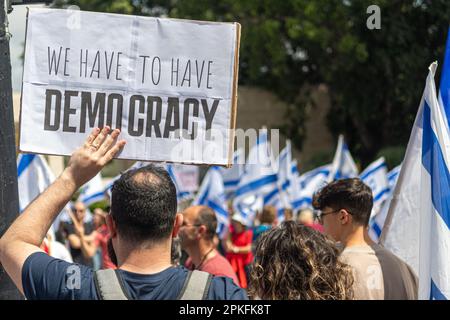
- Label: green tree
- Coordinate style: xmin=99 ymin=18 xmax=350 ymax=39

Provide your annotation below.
xmin=53 ymin=0 xmax=450 ymax=166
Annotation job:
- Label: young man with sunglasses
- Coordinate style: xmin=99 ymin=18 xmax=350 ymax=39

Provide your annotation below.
xmin=313 ymin=178 xmax=418 ymax=300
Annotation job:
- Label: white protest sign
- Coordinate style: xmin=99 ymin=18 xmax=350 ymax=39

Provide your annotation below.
xmin=20 ymin=8 xmax=240 ymax=166
xmin=171 ymin=165 xmax=199 ymax=192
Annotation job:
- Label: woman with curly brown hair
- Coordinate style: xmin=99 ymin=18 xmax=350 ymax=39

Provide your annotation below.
xmin=248 ymin=221 xmax=354 ymax=300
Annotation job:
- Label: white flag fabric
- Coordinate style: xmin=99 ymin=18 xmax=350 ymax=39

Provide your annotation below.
xmin=380 ymin=63 xmax=450 ymax=300
xmin=292 ymin=164 xmax=331 ymax=210
xmin=220 ymin=149 xmax=245 ymax=198
xmin=360 ymin=157 xmax=390 ymax=214
xmin=263 ymin=142 xmax=293 ymax=222
xmin=17 ymin=154 xmax=54 ymax=212
xmin=192 ymin=167 xmax=229 ymax=237
xmin=387 ymin=164 xmax=401 ymax=190
xmin=288 ymin=160 xmax=302 ymax=204
xmin=276 ymin=141 xmax=293 ymax=209
xmin=233 ymin=130 xmax=278 ymax=226
xmin=79 ymin=173 xmax=105 ymax=206
xmin=328 ymin=134 xmax=358 ymax=181
xmin=368 ymin=164 xmax=401 ymax=242
xmin=438 ymin=26 xmax=450 ymax=127
xmin=17 ymin=154 xmax=69 ymax=233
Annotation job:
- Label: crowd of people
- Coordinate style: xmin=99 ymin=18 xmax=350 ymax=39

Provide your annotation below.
xmin=0 ymin=127 xmax=418 ymax=300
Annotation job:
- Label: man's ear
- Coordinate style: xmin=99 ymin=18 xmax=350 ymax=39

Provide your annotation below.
xmin=106 ymin=215 xmax=117 ymax=238
xmin=172 ymin=213 xmax=183 ymax=238
xmin=197 ymin=225 xmax=207 ymax=239
xmin=339 ymin=209 xmax=351 ymax=225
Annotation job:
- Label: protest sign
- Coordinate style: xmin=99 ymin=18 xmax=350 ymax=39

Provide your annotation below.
xmin=19 ymin=8 xmax=240 ymax=166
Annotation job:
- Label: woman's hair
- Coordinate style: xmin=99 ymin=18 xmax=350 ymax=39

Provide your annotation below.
xmin=249 ymin=221 xmax=354 ymax=300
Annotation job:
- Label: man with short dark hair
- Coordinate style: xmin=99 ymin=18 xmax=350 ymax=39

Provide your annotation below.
xmin=179 ymin=206 xmax=240 ymax=286
xmin=0 ymin=127 xmax=247 ymax=300
xmin=313 ymin=178 xmax=418 ymax=300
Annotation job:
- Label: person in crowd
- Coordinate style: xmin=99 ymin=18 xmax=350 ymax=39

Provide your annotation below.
xmin=224 ymin=213 xmax=254 ymax=289
xmin=283 ymin=208 xmax=294 ymax=221
xmin=249 ymin=221 xmax=354 ymax=300
xmin=179 ymin=205 xmax=240 ymax=286
xmin=252 ymin=205 xmax=277 ymax=244
xmin=312 ymin=178 xmax=418 ymax=300
xmin=92 ymin=208 xmax=116 ymax=269
xmin=0 ymin=127 xmax=247 ymax=300
xmin=64 ymin=201 xmax=96 ymax=267
xmin=297 ymin=208 xmax=324 ymax=232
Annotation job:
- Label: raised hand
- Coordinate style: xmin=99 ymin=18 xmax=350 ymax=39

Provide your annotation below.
xmin=63 ymin=127 xmax=126 ymax=188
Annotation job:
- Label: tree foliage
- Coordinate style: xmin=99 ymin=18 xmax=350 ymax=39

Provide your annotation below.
xmin=53 ymin=0 xmax=450 ymax=166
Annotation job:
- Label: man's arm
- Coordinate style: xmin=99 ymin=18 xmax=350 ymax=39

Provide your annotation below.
xmin=0 ymin=127 xmax=125 ymax=294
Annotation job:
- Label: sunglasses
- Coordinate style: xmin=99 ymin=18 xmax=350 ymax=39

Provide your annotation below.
xmin=314 ymin=209 xmax=352 ymax=224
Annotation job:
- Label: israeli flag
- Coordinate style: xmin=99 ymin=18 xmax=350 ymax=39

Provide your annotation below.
xmin=79 ymin=173 xmax=105 ymax=206
xmin=439 ymin=26 xmax=450 ymax=126
xmin=219 ymin=149 xmax=245 ymax=198
xmin=381 ymin=63 xmax=450 ymax=300
xmin=264 ymin=141 xmax=293 ymax=216
xmin=17 ymin=154 xmax=54 ymax=212
xmin=387 ymin=164 xmax=401 ymax=190
xmin=288 ymin=159 xmax=302 ymax=204
xmin=192 ymin=167 xmax=229 ymax=237
xmin=292 ymin=164 xmax=331 ymax=210
xmin=368 ymin=165 xmax=401 ymax=242
xmin=264 ymin=141 xmax=295 ymax=222
xmin=277 ymin=141 xmax=294 ymax=208
xmin=360 ymin=157 xmax=390 ymax=214
xmin=17 ymin=154 xmax=69 ymax=232
xmin=233 ymin=130 xmax=278 ymax=226
xmin=328 ymin=134 xmax=358 ymax=181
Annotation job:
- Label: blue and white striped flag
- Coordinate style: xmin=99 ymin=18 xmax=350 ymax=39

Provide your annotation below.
xmin=292 ymin=164 xmax=331 ymax=210
xmin=439 ymin=26 xmax=450 ymax=127
xmin=192 ymin=167 xmax=229 ymax=237
xmin=219 ymin=149 xmax=245 ymax=198
xmin=288 ymin=160 xmax=302 ymax=204
xmin=17 ymin=154 xmax=69 ymax=232
xmin=387 ymin=164 xmax=401 ymax=190
xmin=328 ymin=134 xmax=358 ymax=181
xmin=79 ymin=173 xmax=105 ymax=206
xmin=381 ymin=63 xmax=450 ymax=300
xmin=263 ymin=141 xmax=293 ymax=222
xmin=368 ymin=164 xmax=401 ymax=242
xmin=233 ymin=130 xmax=278 ymax=226
xmin=17 ymin=154 xmax=54 ymax=212
xmin=360 ymin=157 xmax=390 ymax=214
xmin=276 ymin=141 xmax=293 ymax=209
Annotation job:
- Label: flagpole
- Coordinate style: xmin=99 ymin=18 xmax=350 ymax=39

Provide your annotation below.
xmin=0 ymin=0 xmax=23 ymax=299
